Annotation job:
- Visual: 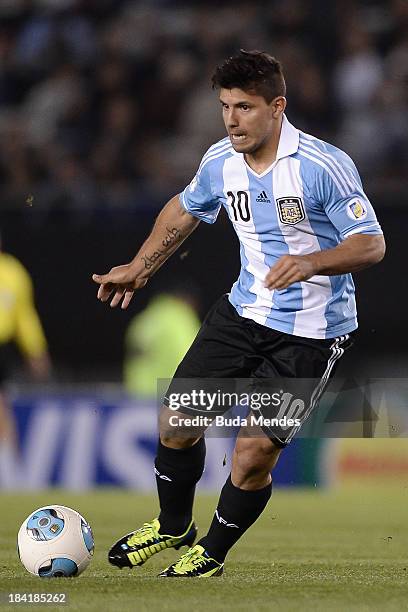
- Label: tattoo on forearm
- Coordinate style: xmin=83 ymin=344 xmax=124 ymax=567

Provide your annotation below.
xmin=142 ymin=250 xmax=163 ymax=270
xmin=162 ymin=226 xmax=181 ymax=248
xmin=141 ymin=227 xmax=182 ymax=270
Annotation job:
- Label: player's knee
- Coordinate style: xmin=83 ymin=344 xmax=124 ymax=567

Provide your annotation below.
xmin=159 ymin=405 xmax=205 ymax=448
xmin=232 ymin=437 xmax=281 ymax=479
xmin=159 ymin=434 xmax=199 ymax=449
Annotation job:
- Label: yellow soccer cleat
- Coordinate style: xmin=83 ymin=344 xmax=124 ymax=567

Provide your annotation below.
xmin=108 ymin=518 xmax=197 ymax=569
xmin=158 ymin=544 xmax=224 ymax=577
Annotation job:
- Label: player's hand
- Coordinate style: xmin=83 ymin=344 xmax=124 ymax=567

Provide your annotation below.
xmin=92 ymin=265 xmax=148 ymax=309
xmin=264 ymin=254 xmax=317 ymax=290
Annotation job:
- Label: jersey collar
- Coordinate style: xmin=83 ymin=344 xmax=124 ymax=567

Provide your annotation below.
xmin=240 ymin=114 xmax=300 ymax=178
xmin=276 ymin=114 xmax=300 ymax=161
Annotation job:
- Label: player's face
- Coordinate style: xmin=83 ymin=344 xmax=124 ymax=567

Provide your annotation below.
xmin=219 ymin=88 xmax=284 ymax=154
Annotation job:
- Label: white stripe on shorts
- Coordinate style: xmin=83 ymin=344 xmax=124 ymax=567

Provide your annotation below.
xmin=284 ymin=334 xmax=349 ymax=444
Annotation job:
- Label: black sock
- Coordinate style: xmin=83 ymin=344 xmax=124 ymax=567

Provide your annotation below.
xmin=155 ymin=437 xmax=205 ymax=535
xmin=198 ymin=474 xmax=272 ymax=562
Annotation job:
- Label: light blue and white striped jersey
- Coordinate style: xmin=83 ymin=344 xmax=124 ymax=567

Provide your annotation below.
xmin=179 ymin=115 xmax=382 ymax=339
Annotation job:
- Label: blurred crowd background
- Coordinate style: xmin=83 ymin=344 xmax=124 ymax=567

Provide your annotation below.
xmin=0 ymin=0 xmax=407 ymax=219
xmin=0 ymin=1 xmax=406 ymax=492
xmin=0 ymin=0 xmax=406 ymax=380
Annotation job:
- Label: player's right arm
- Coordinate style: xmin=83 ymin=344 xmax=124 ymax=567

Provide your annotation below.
xmin=92 ymin=195 xmax=200 ymax=309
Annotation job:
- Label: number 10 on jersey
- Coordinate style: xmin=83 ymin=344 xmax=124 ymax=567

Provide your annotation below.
xmin=227 ymin=191 xmax=251 ymax=222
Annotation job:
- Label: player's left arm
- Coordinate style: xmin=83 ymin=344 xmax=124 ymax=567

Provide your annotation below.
xmin=264 ymin=233 xmax=385 ymax=290
xmin=266 ymin=151 xmax=385 ymax=290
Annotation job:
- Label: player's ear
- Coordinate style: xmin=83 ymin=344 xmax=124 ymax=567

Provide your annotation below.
xmin=271 ymin=96 xmax=286 ymax=118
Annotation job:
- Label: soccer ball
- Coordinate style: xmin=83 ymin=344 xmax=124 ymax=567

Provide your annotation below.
xmin=17 ymin=505 xmax=94 ymax=577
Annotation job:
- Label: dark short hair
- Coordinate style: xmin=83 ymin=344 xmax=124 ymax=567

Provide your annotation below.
xmin=211 ymin=49 xmax=286 ymax=103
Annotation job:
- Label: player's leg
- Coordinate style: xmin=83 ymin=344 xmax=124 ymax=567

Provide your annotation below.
xmin=158 ymin=331 xmax=355 ymax=576
xmin=108 ymin=406 xmax=207 ymax=569
xmin=109 ymin=295 xmax=255 ymax=569
xmin=175 ymin=333 xmax=354 ymax=574
xmin=152 ymin=295 xmax=255 ymax=538
xmin=155 ymin=406 xmax=205 ymax=536
xmin=197 ymin=436 xmax=281 ymax=558
xmin=158 ymin=434 xmax=282 ymax=577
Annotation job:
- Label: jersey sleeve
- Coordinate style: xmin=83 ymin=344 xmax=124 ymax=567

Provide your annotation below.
xmin=315 ymin=152 xmax=382 ymax=239
xmin=14 ymin=263 xmax=48 ymax=358
xmin=179 ymin=154 xmax=221 ymax=224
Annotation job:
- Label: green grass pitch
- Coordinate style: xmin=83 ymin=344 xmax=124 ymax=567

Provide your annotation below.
xmin=0 ymin=486 xmax=407 ymax=611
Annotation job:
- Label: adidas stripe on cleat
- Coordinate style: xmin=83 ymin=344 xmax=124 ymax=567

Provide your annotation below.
xmin=108 ymin=518 xmax=197 ymax=569
xmin=158 ymin=544 xmax=224 ymax=577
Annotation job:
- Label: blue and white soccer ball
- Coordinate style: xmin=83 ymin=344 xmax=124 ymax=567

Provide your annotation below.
xmin=17 ymin=505 xmax=94 ymax=577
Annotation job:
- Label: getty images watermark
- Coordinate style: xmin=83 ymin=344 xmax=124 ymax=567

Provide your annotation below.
xmin=158 ymin=378 xmax=408 ymax=439
xmin=166 ymin=389 xmax=302 ymax=429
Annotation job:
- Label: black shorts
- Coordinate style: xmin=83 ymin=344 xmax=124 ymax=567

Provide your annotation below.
xmin=165 ymin=294 xmax=354 ymax=447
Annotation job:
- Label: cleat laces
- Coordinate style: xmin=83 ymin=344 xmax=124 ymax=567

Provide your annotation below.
xmin=174 ymin=547 xmax=207 ymax=573
xmin=126 ymin=521 xmax=160 ymax=547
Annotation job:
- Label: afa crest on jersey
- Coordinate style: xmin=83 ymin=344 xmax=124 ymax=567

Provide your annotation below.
xmin=276 ymin=197 xmax=305 ymax=225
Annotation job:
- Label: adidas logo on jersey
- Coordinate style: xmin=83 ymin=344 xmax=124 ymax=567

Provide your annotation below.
xmin=256 ymin=191 xmax=271 ymax=203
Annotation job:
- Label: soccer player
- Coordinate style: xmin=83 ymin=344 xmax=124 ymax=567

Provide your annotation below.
xmin=0 ymin=237 xmax=51 ymax=486
xmin=93 ymin=50 xmax=385 ymax=577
